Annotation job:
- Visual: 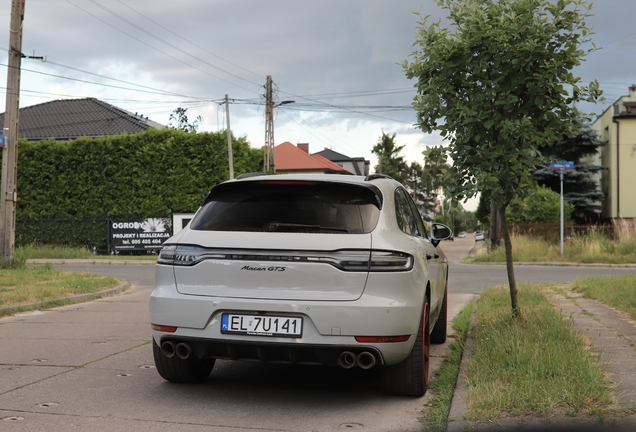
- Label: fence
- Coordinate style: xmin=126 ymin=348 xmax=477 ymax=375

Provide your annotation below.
xmin=16 ymin=216 xmax=170 ymax=255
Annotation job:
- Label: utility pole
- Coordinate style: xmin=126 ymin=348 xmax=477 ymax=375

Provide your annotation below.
xmin=1 ymin=0 xmax=26 ymax=267
xmin=264 ymin=75 xmax=274 ymax=173
xmin=225 ymin=94 xmax=234 ymax=180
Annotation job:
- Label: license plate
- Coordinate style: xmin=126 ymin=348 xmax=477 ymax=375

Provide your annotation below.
xmin=221 ymin=314 xmax=303 ymax=337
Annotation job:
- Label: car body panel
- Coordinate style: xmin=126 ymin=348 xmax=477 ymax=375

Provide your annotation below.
xmin=173 ymin=231 xmax=372 ymax=301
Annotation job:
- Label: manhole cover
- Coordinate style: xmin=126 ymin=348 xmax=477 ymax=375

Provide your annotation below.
xmin=37 ymin=402 xmax=59 ymax=408
xmin=2 ymin=416 xmax=25 ymax=421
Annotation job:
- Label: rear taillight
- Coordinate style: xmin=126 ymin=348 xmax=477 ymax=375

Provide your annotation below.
xmin=151 ymin=324 xmax=177 ymax=333
xmin=157 ymin=246 xmax=413 ymax=272
xmin=355 ymin=335 xmax=411 ymax=343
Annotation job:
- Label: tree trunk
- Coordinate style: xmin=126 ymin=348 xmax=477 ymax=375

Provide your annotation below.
xmin=498 ymin=204 xmax=520 ymax=318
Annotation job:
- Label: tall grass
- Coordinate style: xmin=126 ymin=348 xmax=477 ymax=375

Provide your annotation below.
xmin=466 ymin=283 xmax=612 ymax=420
xmin=15 ymin=245 xmax=95 ymax=260
xmin=471 ymin=219 xmax=636 ymax=264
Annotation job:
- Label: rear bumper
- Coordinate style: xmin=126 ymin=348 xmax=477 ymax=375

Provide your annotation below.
xmin=156 ymin=335 xmax=385 ymax=367
xmin=150 ymin=264 xmax=427 ymax=366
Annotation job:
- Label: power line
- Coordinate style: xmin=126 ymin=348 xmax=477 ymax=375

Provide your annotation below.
xmin=65 ymin=0 xmax=260 ymax=95
xmin=85 ymin=0 xmax=263 ymax=88
xmin=0 ymin=61 xmax=207 ymax=98
xmin=116 ymin=0 xmax=265 ymax=81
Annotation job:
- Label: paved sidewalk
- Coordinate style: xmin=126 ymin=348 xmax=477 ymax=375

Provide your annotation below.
xmin=447 ymin=287 xmax=636 ymax=431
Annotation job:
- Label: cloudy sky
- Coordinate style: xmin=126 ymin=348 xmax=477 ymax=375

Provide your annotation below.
xmin=2 ymin=0 xmax=635 ymax=209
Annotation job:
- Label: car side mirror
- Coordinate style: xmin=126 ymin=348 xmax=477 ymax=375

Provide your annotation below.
xmin=430 ymin=223 xmax=453 ymax=247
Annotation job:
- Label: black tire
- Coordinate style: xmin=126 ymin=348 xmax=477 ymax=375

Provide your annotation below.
xmin=381 ymin=300 xmax=431 ymax=397
xmin=153 ymin=340 xmax=215 ymax=383
xmin=430 ymin=286 xmax=448 ymax=344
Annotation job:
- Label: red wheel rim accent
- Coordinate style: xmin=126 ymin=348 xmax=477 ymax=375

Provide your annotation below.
xmin=422 ymin=302 xmax=431 ymax=386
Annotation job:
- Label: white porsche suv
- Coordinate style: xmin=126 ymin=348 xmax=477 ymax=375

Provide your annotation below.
xmin=150 ymin=173 xmax=452 ymax=397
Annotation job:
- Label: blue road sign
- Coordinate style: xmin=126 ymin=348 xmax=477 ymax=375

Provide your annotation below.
xmin=0 ymin=133 xmax=5 ymax=149
xmin=549 ymin=161 xmax=574 ymax=170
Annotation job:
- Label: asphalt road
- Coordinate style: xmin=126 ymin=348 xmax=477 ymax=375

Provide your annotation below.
xmin=1 ymin=239 xmax=635 ymax=431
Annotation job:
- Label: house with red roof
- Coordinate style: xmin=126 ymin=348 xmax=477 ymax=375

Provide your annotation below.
xmin=274 ymin=142 xmax=353 ymax=175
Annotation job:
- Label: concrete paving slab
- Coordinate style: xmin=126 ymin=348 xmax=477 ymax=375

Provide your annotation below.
xmin=0 ymin=365 xmax=73 ymax=395
xmin=0 ymin=321 xmax=149 ymax=341
xmin=1 ymin=310 xmax=148 ymax=326
xmin=0 ymin=338 xmax=147 ymax=367
xmin=0 ymin=361 xmax=427 ymax=432
xmin=84 ymin=340 xmax=154 ymax=376
xmin=596 ymin=348 xmax=636 ymax=361
xmin=0 ymin=410 xmax=247 ymax=432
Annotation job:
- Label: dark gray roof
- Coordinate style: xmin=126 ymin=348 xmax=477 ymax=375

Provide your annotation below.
xmin=314 ymin=148 xmax=352 ymax=161
xmin=314 ymin=148 xmax=369 ymax=176
xmin=0 ymin=98 xmax=164 ymax=141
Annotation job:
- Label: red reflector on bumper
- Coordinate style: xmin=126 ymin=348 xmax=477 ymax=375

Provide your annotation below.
xmin=355 ymin=335 xmax=410 ymax=343
xmin=151 ymin=324 xmax=177 ymax=333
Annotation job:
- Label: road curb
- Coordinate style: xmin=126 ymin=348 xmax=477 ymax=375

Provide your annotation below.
xmin=446 ymin=304 xmax=477 ymax=432
xmin=0 ymin=280 xmax=131 ymax=315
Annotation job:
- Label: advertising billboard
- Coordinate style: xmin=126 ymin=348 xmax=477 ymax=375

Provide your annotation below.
xmin=110 ymin=217 xmax=172 ymax=252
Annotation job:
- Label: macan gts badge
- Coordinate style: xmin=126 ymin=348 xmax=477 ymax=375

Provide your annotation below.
xmin=150 ymin=173 xmax=452 ymax=397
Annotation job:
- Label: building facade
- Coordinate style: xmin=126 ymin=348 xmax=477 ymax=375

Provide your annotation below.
xmin=592 ymin=85 xmax=636 ymax=219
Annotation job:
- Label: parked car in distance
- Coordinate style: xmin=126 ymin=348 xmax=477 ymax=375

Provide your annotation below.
xmin=150 ymin=173 xmax=453 ymax=397
xmin=458 ymin=231 xmax=467 ymax=238
xmin=474 ymin=231 xmax=485 ymax=241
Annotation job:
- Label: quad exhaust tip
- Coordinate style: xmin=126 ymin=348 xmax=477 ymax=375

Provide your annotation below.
xmin=337 ymin=351 xmax=376 ymax=369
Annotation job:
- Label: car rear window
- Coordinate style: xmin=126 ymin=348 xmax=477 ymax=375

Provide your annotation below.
xmin=190 ymin=181 xmax=381 ymax=234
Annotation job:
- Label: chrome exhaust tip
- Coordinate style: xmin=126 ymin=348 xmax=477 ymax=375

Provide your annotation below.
xmin=337 ymin=351 xmax=357 ymax=369
xmin=356 ymin=352 xmax=376 ymax=369
xmin=175 ymin=342 xmax=192 ymax=360
xmin=161 ymin=341 xmax=175 ymax=358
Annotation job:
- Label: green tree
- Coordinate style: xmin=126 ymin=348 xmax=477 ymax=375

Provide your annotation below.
xmin=168 ymin=107 xmax=203 ymax=133
xmin=403 ymin=0 xmax=602 ymax=316
xmin=421 ymin=146 xmax=452 ymax=222
xmin=476 ymin=193 xmax=491 ymax=226
xmin=531 ymin=123 xmax=605 ymax=222
xmin=406 ymin=161 xmax=437 ymax=221
xmin=506 ymin=185 xmax=574 ymax=223
xmin=372 ymin=132 xmax=408 ymax=184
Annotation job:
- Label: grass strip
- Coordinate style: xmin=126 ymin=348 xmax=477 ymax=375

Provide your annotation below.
xmin=465 ymin=283 xmax=613 ymax=421
xmin=572 ymin=276 xmax=636 ymax=321
xmin=0 ymin=264 xmax=121 ymax=317
xmin=421 ymin=300 xmax=474 ymax=432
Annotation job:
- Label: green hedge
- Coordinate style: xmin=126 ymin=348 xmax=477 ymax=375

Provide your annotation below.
xmin=1 ymin=129 xmax=263 ymax=247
